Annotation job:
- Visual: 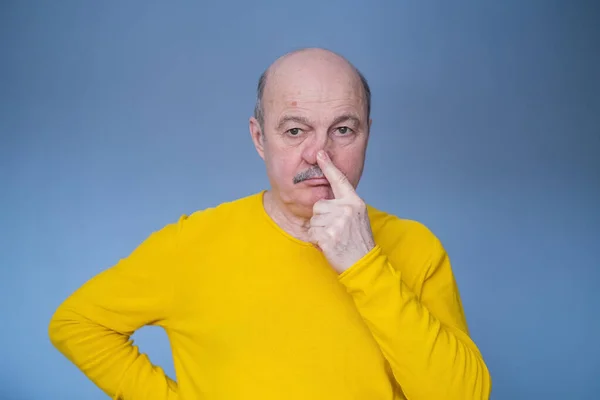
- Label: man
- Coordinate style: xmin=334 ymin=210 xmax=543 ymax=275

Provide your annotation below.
xmin=49 ymin=48 xmax=491 ymax=399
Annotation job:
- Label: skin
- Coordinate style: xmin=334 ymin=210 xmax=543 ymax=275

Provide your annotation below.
xmin=249 ymin=48 xmax=375 ymax=272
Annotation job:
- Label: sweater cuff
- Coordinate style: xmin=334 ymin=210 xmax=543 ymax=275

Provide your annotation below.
xmin=339 ymin=245 xmax=394 ymax=296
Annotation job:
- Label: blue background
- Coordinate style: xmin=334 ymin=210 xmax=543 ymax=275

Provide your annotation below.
xmin=1 ymin=1 xmax=598 ymax=399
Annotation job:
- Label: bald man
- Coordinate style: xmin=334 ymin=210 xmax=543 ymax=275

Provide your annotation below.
xmin=49 ymin=48 xmax=491 ymax=400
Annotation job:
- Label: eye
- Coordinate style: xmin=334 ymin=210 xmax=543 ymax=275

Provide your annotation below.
xmin=287 ymin=128 xmax=303 ymax=136
xmin=336 ymin=126 xmax=353 ymax=135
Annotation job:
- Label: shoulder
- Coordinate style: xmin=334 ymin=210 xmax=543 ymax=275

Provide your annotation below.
xmin=367 ymin=204 xmax=443 ymax=252
xmin=188 ymin=191 xmax=262 ymax=225
xmin=366 ymin=204 xmax=446 ymax=293
xmin=154 ymin=191 xmax=263 ymax=246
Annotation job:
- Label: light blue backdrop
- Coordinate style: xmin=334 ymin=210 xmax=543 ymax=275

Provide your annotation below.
xmin=1 ymin=1 xmax=598 ymax=399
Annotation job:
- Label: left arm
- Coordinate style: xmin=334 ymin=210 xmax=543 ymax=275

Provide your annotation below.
xmin=338 ymin=239 xmax=491 ymax=400
xmin=309 ymin=150 xmax=491 ymax=399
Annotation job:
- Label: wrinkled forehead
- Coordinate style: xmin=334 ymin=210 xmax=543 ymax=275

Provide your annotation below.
xmin=262 ymin=64 xmax=367 ymax=121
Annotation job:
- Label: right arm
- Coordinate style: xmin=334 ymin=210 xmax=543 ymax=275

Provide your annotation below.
xmin=48 ymin=218 xmax=185 ymax=399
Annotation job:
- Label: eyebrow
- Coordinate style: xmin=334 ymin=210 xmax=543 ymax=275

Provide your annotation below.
xmin=276 ymin=115 xmax=312 ymax=131
xmin=330 ymin=113 xmax=361 ymax=127
xmin=275 ymin=113 xmax=362 ymax=131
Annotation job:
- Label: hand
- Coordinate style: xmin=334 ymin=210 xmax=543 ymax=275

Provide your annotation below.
xmin=308 ymin=150 xmax=376 ymax=273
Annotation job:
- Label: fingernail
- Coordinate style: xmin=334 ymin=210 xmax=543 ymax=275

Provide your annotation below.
xmin=317 ymin=151 xmax=326 ymax=160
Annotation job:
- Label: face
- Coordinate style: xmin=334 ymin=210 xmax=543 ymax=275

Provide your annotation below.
xmin=250 ymin=56 xmax=371 ymax=218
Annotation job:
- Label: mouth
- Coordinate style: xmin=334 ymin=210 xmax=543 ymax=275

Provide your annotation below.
xmin=303 ymin=177 xmax=330 ymax=185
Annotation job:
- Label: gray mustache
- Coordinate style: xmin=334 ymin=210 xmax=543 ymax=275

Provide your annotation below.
xmin=293 ymin=166 xmax=325 ymax=184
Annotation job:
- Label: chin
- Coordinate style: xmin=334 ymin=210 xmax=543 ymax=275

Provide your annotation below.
xmin=309 ymin=185 xmax=334 ymax=200
xmin=277 ymin=185 xmax=332 ymax=217
xmin=299 ymin=185 xmax=334 ymax=207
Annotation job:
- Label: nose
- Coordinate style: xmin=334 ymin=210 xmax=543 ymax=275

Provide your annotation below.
xmin=302 ymin=131 xmax=332 ymax=165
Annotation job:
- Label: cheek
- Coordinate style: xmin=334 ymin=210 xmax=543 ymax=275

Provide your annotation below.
xmin=332 ymin=148 xmax=366 ymax=179
xmin=265 ymin=147 xmax=300 ymax=184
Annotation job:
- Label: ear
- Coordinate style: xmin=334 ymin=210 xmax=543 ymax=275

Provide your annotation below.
xmin=249 ymin=117 xmax=265 ymax=160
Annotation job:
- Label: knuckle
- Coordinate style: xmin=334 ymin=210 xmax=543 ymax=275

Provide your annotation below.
xmin=342 ymin=205 xmax=353 ymax=217
xmin=325 ymin=226 xmax=338 ymax=239
xmin=313 ymin=200 xmax=325 ymax=213
xmin=351 ymin=197 xmax=365 ymax=209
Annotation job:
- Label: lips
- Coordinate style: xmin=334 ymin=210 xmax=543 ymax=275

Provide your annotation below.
xmin=304 ymin=177 xmax=330 ymax=185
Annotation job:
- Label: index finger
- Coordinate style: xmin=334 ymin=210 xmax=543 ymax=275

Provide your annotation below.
xmin=316 ymin=150 xmax=355 ymax=198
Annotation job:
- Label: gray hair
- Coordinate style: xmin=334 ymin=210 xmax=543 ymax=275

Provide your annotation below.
xmin=253 ymin=60 xmax=371 ymax=132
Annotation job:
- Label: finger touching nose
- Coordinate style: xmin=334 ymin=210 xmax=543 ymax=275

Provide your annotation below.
xmin=302 ymin=134 xmax=332 ymax=164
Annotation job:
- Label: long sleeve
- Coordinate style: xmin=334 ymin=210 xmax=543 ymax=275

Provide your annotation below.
xmin=339 ymin=235 xmax=491 ymax=399
xmin=48 ymin=219 xmax=183 ymax=400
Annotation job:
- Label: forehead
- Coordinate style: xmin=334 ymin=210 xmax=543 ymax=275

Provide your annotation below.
xmin=262 ymin=62 xmax=366 ymax=121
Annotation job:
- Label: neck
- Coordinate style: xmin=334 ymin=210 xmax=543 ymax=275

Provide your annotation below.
xmin=263 ymin=190 xmax=312 ymax=242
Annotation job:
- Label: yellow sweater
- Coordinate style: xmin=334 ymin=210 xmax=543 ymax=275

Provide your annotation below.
xmin=49 ymin=191 xmax=491 ymax=400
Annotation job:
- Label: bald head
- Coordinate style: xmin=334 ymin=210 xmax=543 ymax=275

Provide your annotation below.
xmin=248 ymin=48 xmax=372 ymax=218
xmin=253 ymin=48 xmax=371 ymax=130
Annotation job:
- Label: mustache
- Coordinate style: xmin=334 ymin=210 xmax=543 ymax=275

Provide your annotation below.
xmin=293 ymin=166 xmax=325 ymax=184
